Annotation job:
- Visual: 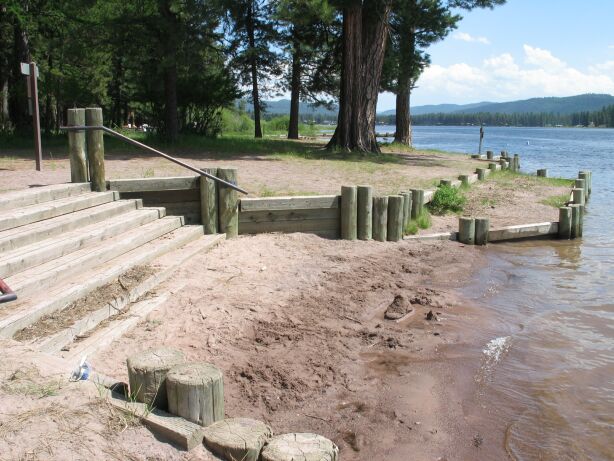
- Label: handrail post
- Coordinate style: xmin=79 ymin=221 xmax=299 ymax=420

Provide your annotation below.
xmin=67 ymin=108 xmax=88 ymax=183
xmin=217 ymin=168 xmax=239 ymax=238
xmin=86 ymin=108 xmax=106 ymax=191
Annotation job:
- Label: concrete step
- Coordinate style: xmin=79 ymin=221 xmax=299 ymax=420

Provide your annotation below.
xmin=0 ymin=191 xmax=119 ymax=232
xmin=0 ymin=199 xmax=145 ymax=254
xmin=0 ymin=183 xmax=91 ymax=212
xmin=0 ymin=225 xmax=206 ymax=338
xmin=34 ymin=233 xmax=224 ymax=354
xmin=4 ymin=216 xmax=184 ymax=298
xmin=0 ymin=207 xmax=167 ymax=278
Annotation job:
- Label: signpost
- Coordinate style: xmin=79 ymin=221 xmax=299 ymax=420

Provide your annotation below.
xmin=478 ymin=124 xmax=484 ymax=156
xmin=21 ymin=62 xmax=42 ymax=171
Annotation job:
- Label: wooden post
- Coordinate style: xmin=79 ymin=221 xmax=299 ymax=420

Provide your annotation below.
xmin=440 ymin=179 xmax=452 ymax=187
xmin=341 ymin=186 xmax=358 ymax=240
xmin=578 ymin=173 xmax=589 ymax=199
xmin=401 ymin=191 xmax=412 ymax=230
xmin=458 ymin=217 xmax=475 ymax=245
xmin=217 ymin=168 xmax=239 ymax=238
xmin=85 ymin=107 xmax=106 ymax=192
xmin=166 ymin=363 xmax=224 ymax=427
xmin=127 ymin=348 xmax=185 ymax=410
xmin=537 ymin=168 xmax=548 ymax=177
xmin=459 ymin=175 xmax=470 ymax=187
xmin=514 ymin=154 xmax=520 ymax=172
xmin=27 ymin=62 xmax=43 ymax=171
xmin=570 ymin=204 xmax=581 ymax=239
xmin=357 ymin=185 xmax=373 ymax=240
xmin=572 ymin=187 xmax=585 ymax=206
xmin=488 ymin=163 xmax=497 ymax=172
xmin=475 ymin=217 xmax=489 ymax=245
xmin=470 ymin=154 xmax=480 ymax=159
xmin=372 ymin=196 xmax=388 ymax=242
xmin=477 ymin=168 xmax=486 ymax=181
xmin=558 ymin=207 xmax=571 ymax=239
xmin=200 ymin=168 xmax=218 ymax=234
xmin=501 ymin=150 xmax=507 ymax=159
xmin=67 ymin=108 xmax=88 ymax=183
xmin=387 ymin=195 xmax=404 ymax=242
xmin=410 ymin=189 xmax=424 ymax=219
xmin=499 ymin=158 xmax=507 ymax=170
xmin=486 ymin=150 xmax=494 ymax=160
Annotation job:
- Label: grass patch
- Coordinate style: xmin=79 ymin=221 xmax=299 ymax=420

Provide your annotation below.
xmin=428 ymin=185 xmax=466 ymax=215
xmin=540 ymin=193 xmax=569 ymax=208
xmin=488 ymin=169 xmax=574 ymax=188
xmin=404 ymin=209 xmax=432 ymax=235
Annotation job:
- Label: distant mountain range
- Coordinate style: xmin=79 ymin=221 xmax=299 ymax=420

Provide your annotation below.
xmin=379 ymin=94 xmax=614 ymax=117
xmin=241 ymin=99 xmax=338 ymax=117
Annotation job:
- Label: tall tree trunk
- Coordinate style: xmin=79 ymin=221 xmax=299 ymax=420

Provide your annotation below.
xmin=288 ymin=39 xmax=301 ymax=140
xmin=160 ymin=0 xmax=179 ymax=141
xmin=247 ymin=0 xmax=262 ymax=139
xmin=394 ymin=84 xmax=411 ymax=145
xmin=9 ymin=17 xmax=31 ymax=133
xmin=327 ymin=0 xmax=390 ymax=153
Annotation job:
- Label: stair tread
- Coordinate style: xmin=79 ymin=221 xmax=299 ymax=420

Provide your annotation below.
xmin=0 ymin=207 xmax=165 ymax=278
xmin=0 ymin=183 xmax=91 ymax=211
xmin=0 ymin=226 xmax=208 ymax=338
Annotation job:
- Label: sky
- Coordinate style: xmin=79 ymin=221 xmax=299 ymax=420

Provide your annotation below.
xmin=377 ymin=0 xmax=614 ymax=111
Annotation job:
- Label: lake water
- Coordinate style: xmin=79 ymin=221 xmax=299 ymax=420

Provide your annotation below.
xmin=389 ymin=126 xmax=614 ymax=460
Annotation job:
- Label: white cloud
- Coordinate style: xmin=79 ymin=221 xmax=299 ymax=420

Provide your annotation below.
xmin=454 ymin=32 xmax=490 ymax=45
xmin=411 ymin=45 xmax=614 ymax=105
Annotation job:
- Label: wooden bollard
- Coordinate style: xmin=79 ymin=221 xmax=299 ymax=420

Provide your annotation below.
xmin=440 ymin=179 xmax=452 ymax=187
xmin=537 ymin=168 xmax=548 ymax=177
xmin=357 ymin=186 xmax=373 ymax=240
xmin=577 ymin=173 xmax=589 ymax=199
xmin=67 ymin=108 xmax=88 ymax=183
xmin=217 ymin=168 xmax=239 ymax=238
xmin=341 ymin=186 xmax=357 ymax=240
xmin=166 ymin=363 xmax=224 ymax=426
xmin=488 ymin=163 xmax=497 ymax=172
xmin=470 ymin=154 xmax=481 ymax=159
xmin=477 ymin=168 xmax=486 ymax=181
xmin=410 ymin=189 xmax=424 ymax=219
xmin=514 ymin=154 xmax=520 ymax=172
xmin=401 ymin=191 xmax=412 ymax=230
xmin=475 ymin=217 xmax=490 ymax=245
xmin=85 ymin=107 xmax=105 ymax=192
xmin=558 ymin=207 xmax=572 ymax=239
xmin=570 ymin=204 xmax=581 ymax=239
xmin=127 ymin=347 xmax=185 ymax=410
xmin=572 ymin=187 xmax=585 ymax=206
xmin=458 ymin=217 xmax=475 ymax=245
xmin=372 ymin=196 xmax=388 ymax=242
xmin=200 ymin=168 xmax=218 ymax=234
xmin=501 ymin=150 xmax=508 ymax=159
xmin=387 ymin=195 xmax=404 ymax=242
xmin=499 ymin=158 xmax=507 ymax=170
xmin=459 ymin=175 xmax=470 ymax=187
xmin=486 ymin=150 xmax=494 ymax=160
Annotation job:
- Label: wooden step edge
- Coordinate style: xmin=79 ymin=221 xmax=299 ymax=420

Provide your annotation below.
xmin=0 ymin=183 xmax=92 ymax=212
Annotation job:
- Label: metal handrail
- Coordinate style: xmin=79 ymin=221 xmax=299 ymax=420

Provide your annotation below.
xmin=60 ymin=125 xmax=248 ymax=194
xmin=0 ymin=278 xmax=17 ymax=304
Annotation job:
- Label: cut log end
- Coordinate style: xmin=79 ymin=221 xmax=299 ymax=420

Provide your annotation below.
xmin=261 ymin=433 xmax=339 ymax=461
xmin=203 ymin=418 xmax=272 ymax=461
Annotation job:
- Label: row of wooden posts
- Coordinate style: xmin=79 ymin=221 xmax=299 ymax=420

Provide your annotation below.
xmin=339 ymin=186 xmax=425 ymax=242
xmin=558 ymin=170 xmax=592 ymax=240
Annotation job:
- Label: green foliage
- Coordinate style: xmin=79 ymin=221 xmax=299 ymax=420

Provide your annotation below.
xmin=540 ymin=194 xmax=570 ymax=208
xmin=404 ymin=209 xmax=432 ymax=235
xmin=221 ymin=108 xmax=254 ymax=133
xmin=428 ymin=185 xmax=466 ymax=215
xmin=265 ymin=115 xmax=290 ymax=132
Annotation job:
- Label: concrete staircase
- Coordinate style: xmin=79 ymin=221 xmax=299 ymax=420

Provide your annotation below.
xmin=0 ymin=182 xmax=224 ymax=357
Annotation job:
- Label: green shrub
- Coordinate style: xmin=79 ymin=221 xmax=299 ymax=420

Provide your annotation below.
xmin=264 ymin=115 xmax=290 ymax=132
xmin=428 ymin=185 xmax=466 ymax=215
xmin=220 ymin=108 xmax=254 ymax=134
xmin=404 ymin=209 xmax=431 ymax=235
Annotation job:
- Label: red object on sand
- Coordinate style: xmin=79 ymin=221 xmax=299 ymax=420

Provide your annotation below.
xmin=0 ymin=278 xmax=17 ymax=304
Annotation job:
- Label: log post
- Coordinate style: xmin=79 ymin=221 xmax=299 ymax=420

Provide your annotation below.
xmin=578 ymin=204 xmax=584 ymax=237
xmin=488 ymin=163 xmax=497 ymax=172
xmin=203 ymin=418 xmax=272 ymax=461
xmin=572 ymin=187 xmax=585 ymax=206
xmin=200 ymin=168 xmax=218 ymax=234
xmin=459 ymin=175 xmax=470 ymax=187
xmin=537 ymin=168 xmax=548 ymax=177
xmin=166 ymin=363 xmax=224 ymax=427
xmin=410 ymin=189 xmax=424 ymax=219
xmin=514 ymin=154 xmax=520 ymax=172
xmin=357 ymin=186 xmax=373 ymax=240
xmin=261 ymin=433 xmax=339 ymax=461
xmin=401 ymin=191 xmax=412 ymax=230
xmin=440 ymin=179 xmax=452 ymax=187
xmin=458 ymin=217 xmax=475 ymax=245
xmin=372 ymin=196 xmax=388 ymax=242
xmin=570 ymin=204 xmax=581 ymax=239
xmin=217 ymin=168 xmax=239 ymax=238
xmin=486 ymin=150 xmax=494 ymax=160
xmin=501 ymin=150 xmax=508 ymax=159
xmin=474 ymin=217 xmax=490 ymax=245
xmin=67 ymin=108 xmax=88 ymax=183
xmin=127 ymin=347 xmax=185 ymax=410
xmin=85 ymin=107 xmax=105 ymax=192
xmin=340 ymin=186 xmax=358 ymax=240
xmin=577 ymin=174 xmax=589 ymax=200
xmin=387 ymin=195 xmax=404 ymax=242
xmin=499 ymin=158 xmax=507 ymax=170
xmin=477 ymin=168 xmax=486 ymax=181
xmin=558 ymin=206 xmax=571 ymax=239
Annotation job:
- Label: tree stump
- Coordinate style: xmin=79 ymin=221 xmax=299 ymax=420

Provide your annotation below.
xmin=166 ymin=363 xmax=224 ymax=426
xmin=203 ymin=418 xmax=272 ymax=461
xmin=261 ymin=433 xmax=339 ymax=461
xmin=127 ymin=347 xmax=185 ymax=410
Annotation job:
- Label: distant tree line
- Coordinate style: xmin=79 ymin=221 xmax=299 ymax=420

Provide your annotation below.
xmin=377 ymin=104 xmax=614 ymax=127
xmin=1 ymin=0 xmax=504 ymax=151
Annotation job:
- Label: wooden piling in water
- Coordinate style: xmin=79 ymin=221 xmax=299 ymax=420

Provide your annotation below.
xmin=558 ymin=207 xmax=572 ymax=239
xmin=357 ymin=185 xmax=373 ymax=240
xmin=67 ymin=108 xmax=88 ymax=183
xmin=458 ymin=217 xmax=475 ymax=245
xmin=475 ymin=217 xmax=490 ymax=245
xmin=513 ymin=154 xmax=520 ymax=172
xmin=341 ymin=186 xmax=358 ymax=240
xmin=578 ymin=173 xmax=589 ymax=199
xmin=200 ymin=168 xmax=218 ymax=234
xmin=410 ymin=189 xmax=424 ymax=219
xmin=217 ymin=168 xmax=239 ymax=238
xmin=572 ymin=187 xmax=585 ymax=206
xmin=85 ymin=107 xmax=105 ymax=192
xmin=372 ymin=196 xmax=388 ymax=242
xmin=570 ymin=204 xmax=581 ymax=239
xmin=387 ymin=195 xmax=404 ymax=242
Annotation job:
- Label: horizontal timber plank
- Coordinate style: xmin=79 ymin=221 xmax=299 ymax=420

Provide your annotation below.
xmin=404 ymin=232 xmax=457 ymax=242
xmin=489 ymin=222 xmax=558 ymax=242
xmin=121 ymin=189 xmax=200 ymax=204
xmin=107 ymin=176 xmax=199 ymax=192
xmin=423 ymin=190 xmax=435 ymax=204
xmin=240 ymin=195 xmax=340 ymax=212
xmin=239 ymin=208 xmax=339 ymax=224
xmin=239 ymin=218 xmax=339 ymax=234
xmin=158 ymin=201 xmax=200 ymax=216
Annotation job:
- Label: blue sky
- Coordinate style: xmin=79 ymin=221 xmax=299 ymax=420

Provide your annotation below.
xmin=377 ymin=0 xmax=614 ymax=111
